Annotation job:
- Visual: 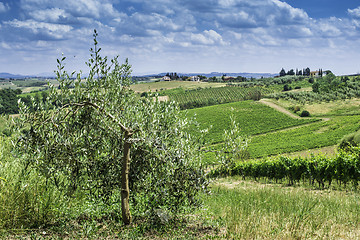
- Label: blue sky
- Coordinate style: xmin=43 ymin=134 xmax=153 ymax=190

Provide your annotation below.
xmin=0 ymin=0 xmax=360 ymax=76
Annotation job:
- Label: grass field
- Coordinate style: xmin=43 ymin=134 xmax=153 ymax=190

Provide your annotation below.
xmin=0 ymin=82 xmax=18 ymax=89
xmin=187 ymin=101 xmax=317 ymax=145
xmin=265 ymin=98 xmax=360 ymax=117
xmin=205 ymin=177 xmax=360 ymax=239
xmin=130 ymin=80 xmax=226 ymax=93
xmin=248 ymin=115 xmax=360 ymax=158
xmin=190 ymin=99 xmax=360 ymax=164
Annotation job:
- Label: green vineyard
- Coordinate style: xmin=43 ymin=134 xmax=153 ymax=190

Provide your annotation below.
xmin=219 ymin=149 xmax=360 ymax=188
xmin=167 ymin=86 xmax=272 ymax=109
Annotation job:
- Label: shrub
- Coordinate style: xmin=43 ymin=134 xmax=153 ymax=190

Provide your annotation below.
xmin=283 ymin=84 xmax=292 ymax=91
xmin=140 ymin=92 xmax=148 ymax=97
xmin=300 ymin=110 xmax=310 ymax=117
xmin=294 ymin=106 xmax=301 ymax=113
xmin=338 ymin=131 xmax=360 ymax=151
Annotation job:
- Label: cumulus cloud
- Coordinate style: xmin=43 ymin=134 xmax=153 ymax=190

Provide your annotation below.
xmin=271 ymin=0 xmax=309 ymax=25
xmin=29 ymin=8 xmax=70 ymax=23
xmin=20 ymin=0 xmax=121 ymax=20
xmin=348 ymin=7 xmax=360 ymax=19
xmin=0 ymin=2 xmax=9 ymax=12
xmin=4 ymin=19 xmax=73 ymax=40
xmin=191 ymin=30 xmax=226 ymax=45
xmin=2 ymin=0 xmax=360 ymax=75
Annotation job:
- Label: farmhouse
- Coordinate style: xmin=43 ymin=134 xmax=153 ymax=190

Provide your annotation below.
xmin=162 ymin=76 xmax=171 ymax=81
xmin=310 ymin=71 xmax=320 ymax=78
xmin=191 ymin=76 xmax=200 ymax=81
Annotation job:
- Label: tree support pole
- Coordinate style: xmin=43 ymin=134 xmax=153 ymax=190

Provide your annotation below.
xmin=121 ymin=130 xmax=132 ymax=225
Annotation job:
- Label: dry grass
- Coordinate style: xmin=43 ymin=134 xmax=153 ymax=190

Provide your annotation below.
xmin=281 ymin=145 xmax=337 ymax=159
xmin=303 ymin=98 xmax=360 ymax=116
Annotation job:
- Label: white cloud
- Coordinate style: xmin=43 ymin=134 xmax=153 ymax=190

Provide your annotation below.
xmin=5 ymin=19 xmax=73 ymax=40
xmin=271 ymin=0 xmax=309 ymax=24
xmin=0 ymin=2 xmax=9 ymax=12
xmin=348 ymin=7 xmax=360 ymax=19
xmin=217 ymin=11 xmax=257 ymax=28
xmin=21 ymin=0 xmax=120 ymax=19
xmin=191 ymin=30 xmax=226 ymax=45
xmin=29 ymin=8 xmax=69 ymax=23
xmin=2 ymin=0 xmax=360 ymax=75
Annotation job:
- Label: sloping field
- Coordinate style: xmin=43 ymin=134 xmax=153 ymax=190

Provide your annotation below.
xmin=187 ymin=100 xmax=317 ymax=145
xmin=191 ymin=100 xmax=360 ymax=164
xmin=249 ymin=115 xmax=360 ymax=158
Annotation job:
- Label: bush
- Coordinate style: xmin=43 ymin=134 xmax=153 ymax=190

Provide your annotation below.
xmin=294 ymin=106 xmax=301 ymax=113
xmin=338 ymin=131 xmax=360 ymax=151
xmin=300 ymin=110 xmax=310 ymax=117
xmin=283 ymin=84 xmax=292 ymax=91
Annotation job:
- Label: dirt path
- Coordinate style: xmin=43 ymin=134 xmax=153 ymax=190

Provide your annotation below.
xmin=259 ymin=99 xmax=301 ymax=119
xmin=259 ymin=99 xmax=331 ymax=122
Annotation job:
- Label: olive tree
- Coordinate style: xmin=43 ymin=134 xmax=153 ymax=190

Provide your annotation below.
xmin=16 ymin=30 xmax=207 ymax=225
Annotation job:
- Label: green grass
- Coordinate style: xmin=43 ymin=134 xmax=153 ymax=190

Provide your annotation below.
xmin=205 ymin=177 xmax=360 ymax=239
xmin=130 ymin=80 xmax=226 ymax=93
xmin=249 ymin=115 xmax=360 ymax=158
xmin=167 ymin=86 xmax=271 ymax=109
xmin=0 ymin=116 xmax=9 ymax=132
xmin=188 ymin=100 xmax=317 ymax=145
xmin=11 ymin=79 xmax=47 ymax=88
xmin=203 ymin=115 xmax=360 ymax=163
xmin=0 ymin=82 xmax=18 ymax=89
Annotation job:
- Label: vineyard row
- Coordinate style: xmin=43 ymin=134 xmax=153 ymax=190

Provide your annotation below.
xmin=213 ymin=150 xmax=360 ymax=188
xmin=168 ymin=86 xmax=272 ymax=109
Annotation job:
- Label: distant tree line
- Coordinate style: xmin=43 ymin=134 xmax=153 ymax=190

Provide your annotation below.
xmin=279 ymin=68 xmax=323 ymax=77
xmin=207 ymin=75 xmax=248 ymax=83
xmin=0 ymin=88 xmax=48 ymax=114
xmin=165 ymin=72 xmax=180 ymax=80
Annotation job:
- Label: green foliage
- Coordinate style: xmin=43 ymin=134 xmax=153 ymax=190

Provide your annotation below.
xmin=15 ymin=30 xmax=207 ymax=222
xmin=0 ymin=136 xmax=66 ymax=229
xmin=11 ymin=79 xmax=47 ymax=88
xmin=188 ymin=101 xmax=317 ymax=145
xmin=213 ymin=114 xmax=250 ymax=176
xmin=227 ymin=148 xmax=360 ymax=188
xmin=0 ymin=88 xmax=22 ymax=114
xmin=338 ymin=130 xmax=360 ymax=151
xmin=312 ymin=73 xmax=338 ymax=93
xmin=268 ymin=75 xmax=360 ymax=104
xmin=283 ymin=84 xmax=292 ymax=91
xmin=167 ymin=86 xmax=270 ymax=109
xmin=300 ymin=110 xmax=310 ymax=117
xmin=248 ymin=115 xmax=360 ymax=158
xmin=204 ymin=115 xmax=360 ymax=163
